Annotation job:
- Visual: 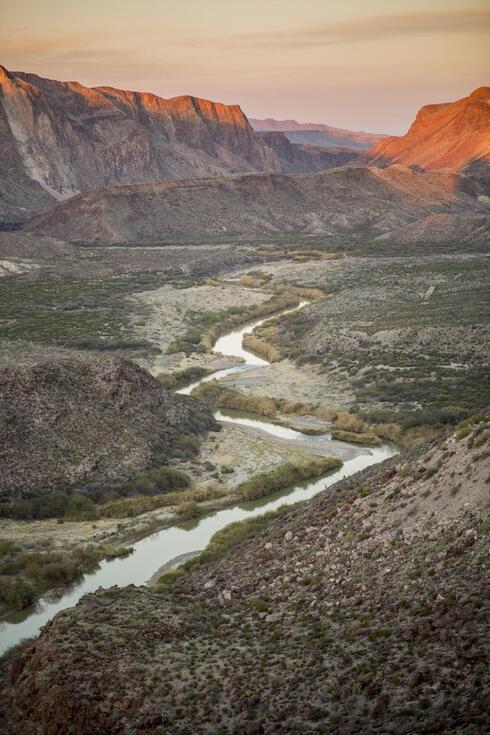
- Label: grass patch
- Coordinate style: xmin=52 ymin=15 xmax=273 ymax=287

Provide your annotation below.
xmin=158 ymin=513 xmax=277 ymax=588
xmin=0 ymin=544 xmax=133 ymax=612
xmin=156 ymin=366 xmax=210 ymax=390
xmin=236 ymin=457 xmax=342 ymax=501
xmin=331 ymin=430 xmax=380 ymax=446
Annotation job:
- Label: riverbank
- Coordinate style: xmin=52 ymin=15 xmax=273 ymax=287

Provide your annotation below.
xmin=0 ymin=439 xmax=398 ymax=655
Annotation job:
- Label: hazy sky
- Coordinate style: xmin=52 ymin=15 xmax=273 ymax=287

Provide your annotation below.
xmin=1 ymin=0 xmax=489 ymax=133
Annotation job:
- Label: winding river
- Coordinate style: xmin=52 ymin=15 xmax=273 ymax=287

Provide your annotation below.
xmin=0 ymin=301 xmax=398 ymax=655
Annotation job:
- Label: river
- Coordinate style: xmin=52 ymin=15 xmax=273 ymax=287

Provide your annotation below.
xmin=0 ymin=301 xmax=398 ymax=655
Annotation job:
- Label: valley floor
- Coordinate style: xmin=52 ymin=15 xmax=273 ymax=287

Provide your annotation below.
xmin=0 ymin=235 xmax=488 ymax=734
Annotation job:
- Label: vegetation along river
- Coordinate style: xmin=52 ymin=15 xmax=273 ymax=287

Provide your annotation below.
xmin=0 ymin=300 xmax=398 ymax=655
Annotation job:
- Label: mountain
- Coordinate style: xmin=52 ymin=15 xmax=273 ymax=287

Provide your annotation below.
xmin=3 ymin=425 xmax=489 ymax=733
xmin=256 ymin=131 xmax=359 ymax=172
xmin=250 ymin=117 xmax=387 ymax=149
xmin=369 ymin=87 xmax=490 ymax=172
xmin=24 ymin=166 xmax=485 ymax=244
xmin=0 ymin=66 xmax=280 ymax=225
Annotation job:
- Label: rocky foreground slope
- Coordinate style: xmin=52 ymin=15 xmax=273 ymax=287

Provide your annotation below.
xmin=24 ymin=165 xmax=487 ymax=244
xmin=369 ymin=87 xmax=490 ymax=172
xmin=0 ymin=346 xmax=216 ymax=496
xmin=2 ymin=424 xmax=488 ymax=733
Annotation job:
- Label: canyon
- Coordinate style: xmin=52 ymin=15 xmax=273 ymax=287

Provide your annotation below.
xmin=0 ymin=65 xmax=488 ymax=735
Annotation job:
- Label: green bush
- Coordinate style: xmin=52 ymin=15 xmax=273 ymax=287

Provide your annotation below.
xmin=0 ymin=578 xmax=36 ymax=609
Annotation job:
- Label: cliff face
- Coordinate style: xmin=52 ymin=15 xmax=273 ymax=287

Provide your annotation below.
xmin=369 ymin=87 xmax=490 ymax=172
xmin=24 ymin=166 xmax=486 ymax=244
xmin=0 ymin=66 xmax=280 ymax=222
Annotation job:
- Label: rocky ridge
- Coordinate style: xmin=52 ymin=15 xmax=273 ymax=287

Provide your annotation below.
xmin=24 ymin=165 xmax=486 ymax=244
xmin=2 ymin=425 xmax=488 ymax=733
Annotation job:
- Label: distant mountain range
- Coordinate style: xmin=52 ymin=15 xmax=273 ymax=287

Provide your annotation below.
xmin=250 ymin=118 xmax=387 ymax=149
xmin=0 ymin=66 xmax=488 ymax=243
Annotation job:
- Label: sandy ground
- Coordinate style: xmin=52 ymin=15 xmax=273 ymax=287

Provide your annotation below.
xmin=217 ymin=358 xmax=353 ymax=406
xmin=132 ymin=281 xmax=268 ymax=355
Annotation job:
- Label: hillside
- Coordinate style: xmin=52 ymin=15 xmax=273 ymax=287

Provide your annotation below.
xmin=0 ymin=66 xmax=280 ymax=225
xmin=0 ymin=346 xmax=217 ymax=497
xmin=369 ymin=87 xmax=490 ymax=172
xmin=2 ymin=424 xmax=488 ymax=733
xmin=23 ymin=166 xmax=485 ymax=244
xmin=250 ymin=117 xmax=386 ymax=149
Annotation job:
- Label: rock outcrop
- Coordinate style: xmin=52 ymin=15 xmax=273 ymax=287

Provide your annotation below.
xmin=369 ymin=87 xmax=490 ymax=172
xmin=2 ymin=426 xmax=488 ymax=733
xmin=0 ymin=65 xmax=280 ymax=224
xmin=0 ymin=346 xmax=217 ymax=495
xmin=24 ymin=165 xmax=486 ymax=244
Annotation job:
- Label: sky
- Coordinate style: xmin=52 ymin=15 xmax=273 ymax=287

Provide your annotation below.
xmin=1 ymin=0 xmax=489 ymax=134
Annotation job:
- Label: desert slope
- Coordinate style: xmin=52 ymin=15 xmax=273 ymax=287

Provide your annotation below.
xmin=24 ymin=166 xmax=480 ymax=244
xmin=369 ymin=87 xmax=490 ymax=172
xmin=0 ymin=346 xmax=217 ymax=495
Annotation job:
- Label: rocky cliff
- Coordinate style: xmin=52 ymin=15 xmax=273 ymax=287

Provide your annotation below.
xmin=24 ymin=165 xmax=487 ymax=244
xmin=369 ymin=87 xmax=490 ymax=172
xmin=0 ymin=66 xmax=280 ymax=224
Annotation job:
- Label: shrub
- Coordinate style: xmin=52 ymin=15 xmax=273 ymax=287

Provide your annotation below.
xmin=331 ymin=430 xmax=380 ymax=446
xmin=175 ymin=501 xmax=201 ymax=519
xmin=0 ymin=578 xmax=36 ymax=609
xmin=242 ymin=335 xmax=282 ymax=363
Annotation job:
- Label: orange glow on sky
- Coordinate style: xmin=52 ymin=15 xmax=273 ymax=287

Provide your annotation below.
xmin=1 ymin=0 xmax=489 ymax=133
